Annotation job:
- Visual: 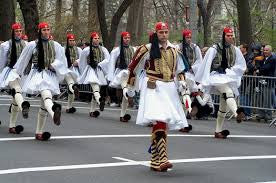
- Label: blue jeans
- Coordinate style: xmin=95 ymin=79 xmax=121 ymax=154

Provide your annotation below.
xmin=239 ymin=94 xmax=252 ymax=116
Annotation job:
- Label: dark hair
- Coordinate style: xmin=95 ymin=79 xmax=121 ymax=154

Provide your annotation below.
xmin=89 ymin=37 xmax=97 ymax=69
xmin=149 ymin=33 xmax=161 ymax=60
xmin=118 ymin=36 xmax=127 ymax=69
xmin=9 ymin=30 xmax=17 ymax=68
xmin=65 ymin=39 xmax=71 ymax=67
xmin=241 ymin=43 xmax=249 ymax=51
xmin=84 ymin=42 xmax=90 ymax=47
xmin=182 ymin=35 xmax=189 ymax=62
xmin=37 ymin=30 xmax=45 ymax=72
xmin=221 ymin=31 xmax=228 ymax=70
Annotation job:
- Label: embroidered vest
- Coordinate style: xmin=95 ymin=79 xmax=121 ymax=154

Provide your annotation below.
xmin=115 ymin=46 xmax=135 ymax=68
xmin=87 ymin=46 xmax=104 ymax=65
xmin=146 ymin=47 xmax=177 ymax=81
xmin=211 ymin=43 xmax=236 ymax=72
xmin=181 ymin=43 xmax=196 ymax=66
xmin=7 ymin=39 xmax=26 ymax=67
xmin=32 ymin=40 xmax=56 ymax=69
xmin=67 ymin=46 xmax=79 ymax=65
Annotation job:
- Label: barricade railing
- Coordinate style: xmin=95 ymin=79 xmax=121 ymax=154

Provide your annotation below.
xmin=211 ymin=75 xmax=276 ymax=126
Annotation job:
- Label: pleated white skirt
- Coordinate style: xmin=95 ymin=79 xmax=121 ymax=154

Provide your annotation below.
xmin=136 ymin=77 xmax=188 ymax=130
xmin=22 ymin=69 xmax=60 ymax=95
xmin=109 ymin=68 xmax=128 ymax=88
xmin=0 ymin=67 xmax=20 ymax=88
xmin=78 ymin=66 xmax=107 ymax=85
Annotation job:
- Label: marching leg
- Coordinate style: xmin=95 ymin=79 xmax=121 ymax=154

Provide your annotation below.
xmin=89 ymin=97 xmax=100 ymax=118
xmin=215 ymin=94 xmax=230 ymax=139
xmin=35 ymin=98 xmax=51 ymax=141
xmin=8 ymin=79 xmax=30 ymax=119
xmin=41 ymin=90 xmax=61 ymax=126
xmin=90 ymin=84 xmax=101 ymax=105
xmin=8 ymin=98 xmax=24 ymax=134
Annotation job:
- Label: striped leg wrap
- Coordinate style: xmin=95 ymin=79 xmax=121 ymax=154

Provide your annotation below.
xmin=150 ymin=141 xmax=160 ymax=169
xmin=156 ymin=137 xmax=168 ymax=166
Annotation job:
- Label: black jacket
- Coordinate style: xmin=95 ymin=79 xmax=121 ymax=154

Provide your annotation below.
xmin=259 ymin=54 xmax=276 ymax=77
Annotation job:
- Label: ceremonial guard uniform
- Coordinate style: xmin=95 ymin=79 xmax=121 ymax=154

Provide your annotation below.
xmin=14 ymin=22 xmax=68 ymax=140
xmin=78 ymin=32 xmax=110 ymax=117
xmin=125 ymin=22 xmax=188 ymax=171
xmin=64 ymin=33 xmax=82 ymax=113
xmin=108 ymin=32 xmax=136 ymax=122
xmin=0 ymin=23 xmax=30 ymax=134
xmin=195 ymin=27 xmax=246 ymax=139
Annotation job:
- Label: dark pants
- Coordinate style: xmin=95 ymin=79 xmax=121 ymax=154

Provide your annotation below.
xmin=191 ymin=99 xmax=213 ymax=119
xmin=108 ymin=87 xmax=118 ymax=104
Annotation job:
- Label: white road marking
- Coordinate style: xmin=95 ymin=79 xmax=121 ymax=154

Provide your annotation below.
xmin=0 ymin=155 xmax=275 ymax=175
xmin=0 ymin=134 xmax=276 ymax=142
xmin=255 ymin=182 xmax=276 ymax=183
xmin=113 ymin=157 xmax=150 ymax=167
xmin=0 ymin=103 xmax=136 ymax=112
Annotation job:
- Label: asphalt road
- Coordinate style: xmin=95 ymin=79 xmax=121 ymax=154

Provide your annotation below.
xmin=0 ymin=94 xmax=275 ymax=183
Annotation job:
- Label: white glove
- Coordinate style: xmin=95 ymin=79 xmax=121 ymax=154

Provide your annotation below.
xmin=178 ymin=80 xmax=187 ymax=92
xmin=123 ymin=87 xmax=135 ymax=99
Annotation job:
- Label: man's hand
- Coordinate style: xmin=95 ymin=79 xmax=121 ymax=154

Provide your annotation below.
xmin=73 ymin=61 xmax=78 ymax=67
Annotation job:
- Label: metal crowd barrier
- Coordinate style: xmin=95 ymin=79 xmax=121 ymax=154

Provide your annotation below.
xmin=1 ymin=75 xmax=271 ymax=125
xmin=211 ymin=75 xmax=276 ymax=126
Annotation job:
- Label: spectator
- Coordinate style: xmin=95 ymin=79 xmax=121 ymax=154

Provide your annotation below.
xmin=239 ymin=43 xmax=254 ymax=119
xmin=256 ymin=45 xmax=276 ymax=121
xmin=190 ymin=85 xmax=214 ymax=120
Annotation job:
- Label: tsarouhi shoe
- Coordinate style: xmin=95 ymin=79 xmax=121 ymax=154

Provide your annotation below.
xmin=35 ymin=132 xmax=51 ymax=141
xmin=179 ymin=124 xmax=193 ymax=133
xmin=89 ymin=111 xmax=100 ymax=118
xmin=66 ymin=107 xmax=76 ymax=113
xmin=214 ymin=130 xmax=230 ymax=139
xmin=120 ymin=114 xmax=131 ymax=122
xmin=21 ymin=101 xmax=30 ymax=119
xmin=52 ymin=102 xmax=62 ymax=126
xmin=9 ymin=125 xmax=24 ymax=134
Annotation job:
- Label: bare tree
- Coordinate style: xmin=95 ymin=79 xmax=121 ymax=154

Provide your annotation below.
xmin=189 ymin=0 xmax=197 ymax=43
xmin=88 ymin=0 xmax=100 ymax=34
xmin=73 ymin=0 xmax=80 ymax=33
xmin=96 ymin=0 xmax=134 ymax=51
xmin=55 ymin=0 xmax=62 ymax=28
xmin=18 ymin=0 xmax=39 ymax=41
xmin=236 ymin=0 xmax=253 ymax=45
xmin=38 ymin=0 xmax=47 ymax=18
xmin=0 ymin=0 xmax=15 ymax=41
xmin=197 ymin=0 xmax=216 ymax=46
xmin=126 ymin=0 xmax=144 ymax=45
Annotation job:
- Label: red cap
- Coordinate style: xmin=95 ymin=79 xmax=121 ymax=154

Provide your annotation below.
xmin=12 ymin=23 xmax=22 ymax=30
xmin=182 ymin=29 xmax=192 ymax=37
xmin=91 ymin=32 xmax=99 ymax=38
xmin=155 ymin=22 xmax=169 ymax=31
xmin=67 ymin=33 xmax=75 ymax=40
xmin=121 ymin=31 xmax=130 ymax=38
xmin=21 ymin=34 xmax=28 ymax=40
xmin=38 ymin=22 xmax=50 ymax=29
xmin=223 ymin=27 xmax=233 ymax=34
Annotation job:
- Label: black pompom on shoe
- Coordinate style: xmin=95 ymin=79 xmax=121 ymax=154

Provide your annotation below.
xmin=120 ymin=114 xmax=131 ymax=122
xmin=89 ymin=111 xmax=100 ymax=118
xmin=35 ymin=132 xmax=51 ymax=141
xmin=21 ymin=101 xmax=30 ymax=119
xmin=66 ymin=107 xmax=76 ymax=113
xmin=52 ymin=102 xmax=62 ymax=126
